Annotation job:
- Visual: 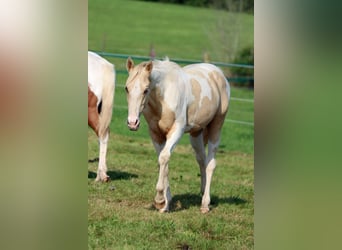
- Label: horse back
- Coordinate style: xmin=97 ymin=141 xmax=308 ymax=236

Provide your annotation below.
xmin=88 ymin=51 xmax=115 ymax=104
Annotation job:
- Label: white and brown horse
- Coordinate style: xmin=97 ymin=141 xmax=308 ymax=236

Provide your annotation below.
xmin=125 ymin=58 xmax=230 ymax=213
xmin=88 ymin=51 xmax=115 ymax=182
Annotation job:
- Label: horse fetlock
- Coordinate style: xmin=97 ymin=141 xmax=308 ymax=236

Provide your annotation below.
xmin=155 ymin=192 xmax=164 ymax=203
xmin=154 ymin=191 xmax=172 ymax=212
xmin=201 ymin=196 xmax=210 ymax=213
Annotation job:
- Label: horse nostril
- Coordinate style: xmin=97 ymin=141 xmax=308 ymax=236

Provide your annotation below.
xmin=135 ymin=119 xmax=139 ymax=125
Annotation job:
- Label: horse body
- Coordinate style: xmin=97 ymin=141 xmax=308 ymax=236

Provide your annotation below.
xmin=125 ymin=58 xmax=229 ymax=213
xmin=88 ymin=51 xmax=115 ymax=182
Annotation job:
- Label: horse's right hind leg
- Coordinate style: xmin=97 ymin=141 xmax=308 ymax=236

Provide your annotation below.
xmin=96 ymin=130 xmax=110 ymax=182
xmin=200 ymin=113 xmax=226 ymax=213
xmin=88 ymin=87 xmax=109 ymax=182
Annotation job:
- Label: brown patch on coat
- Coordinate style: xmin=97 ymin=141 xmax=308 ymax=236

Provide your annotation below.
xmin=206 ymin=71 xmax=230 ymax=143
xmin=209 ymin=71 xmax=229 ymax=115
xmin=88 ymin=86 xmax=99 ymax=135
xmin=187 ymin=78 xmax=219 ymax=135
xmin=143 ymin=87 xmax=176 ymax=144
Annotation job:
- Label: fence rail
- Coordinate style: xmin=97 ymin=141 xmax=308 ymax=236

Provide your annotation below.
xmin=115 ymin=84 xmax=253 ymax=103
xmin=95 ymin=51 xmax=254 ymax=69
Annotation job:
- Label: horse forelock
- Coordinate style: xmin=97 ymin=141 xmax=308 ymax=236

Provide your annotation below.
xmin=126 ymin=62 xmax=150 ymax=89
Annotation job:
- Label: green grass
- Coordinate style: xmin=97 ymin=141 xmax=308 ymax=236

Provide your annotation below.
xmin=89 ymin=0 xmax=254 ymax=62
xmin=89 ymin=1 xmax=253 ymax=249
xmin=88 ymin=137 xmax=254 ymax=249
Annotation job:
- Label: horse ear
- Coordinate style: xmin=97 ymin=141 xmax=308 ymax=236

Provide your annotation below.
xmin=126 ymin=57 xmax=134 ymax=72
xmin=145 ymin=61 xmax=153 ymax=73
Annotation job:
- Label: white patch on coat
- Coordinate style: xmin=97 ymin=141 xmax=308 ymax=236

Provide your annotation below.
xmin=88 ymin=51 xmax=113 ymax=106
xmin=184 ymin=64 xmax=218 ymax=109
xmin=128 ymin=79 xmax=143 ymax=119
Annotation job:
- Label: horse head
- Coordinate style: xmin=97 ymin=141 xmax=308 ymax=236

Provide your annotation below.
xmin=125 ymin=57 xmax=153 ymax=131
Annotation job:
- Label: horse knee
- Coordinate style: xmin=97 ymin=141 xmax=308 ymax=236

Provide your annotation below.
xmin=158 ymin=152 xmax=170 ymax=167
xmin=99 ymin=131 xmax=109 ymax=144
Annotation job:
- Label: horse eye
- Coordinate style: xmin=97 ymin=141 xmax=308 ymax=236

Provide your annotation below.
xmin=125 ymin=86 xmax=129 ymax=93
xmin=143 ymin=89 xmax=149 ymax=95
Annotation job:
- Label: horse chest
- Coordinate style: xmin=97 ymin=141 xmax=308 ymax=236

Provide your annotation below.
xmin=144 ymin=99 xmax=176 ymax=135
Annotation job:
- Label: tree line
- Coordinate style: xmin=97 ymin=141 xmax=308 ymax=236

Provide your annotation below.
xmin=136 ymin=0 xmax=254 ymax=13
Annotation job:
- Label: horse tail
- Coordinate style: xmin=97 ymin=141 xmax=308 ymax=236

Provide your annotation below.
xmin=98 ymin=63 xmax=115 ymax=139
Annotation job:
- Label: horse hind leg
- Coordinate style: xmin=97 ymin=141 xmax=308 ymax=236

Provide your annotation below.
xmin=96 ymin=128 xmax=110 ymax=182
xmin=89 ymin=88 xmax=110 ymax=182
xmin=200 ymin=115 xmax=226 ymax=213
xmin=190 ymin=131 xmax=206 ymax=194
xmin=88 ymin=87 xmax=99 ymax=135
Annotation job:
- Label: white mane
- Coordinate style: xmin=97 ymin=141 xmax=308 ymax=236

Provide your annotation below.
xmin=150 ymin=59 xmax=181 ymax=84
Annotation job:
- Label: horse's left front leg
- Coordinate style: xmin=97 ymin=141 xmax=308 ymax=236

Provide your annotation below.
xmin=154 ymin=123 xmax=184 ymax=213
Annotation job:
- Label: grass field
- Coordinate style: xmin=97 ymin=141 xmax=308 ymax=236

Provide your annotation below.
xmin=89 ymin=0 xmax=254 ymax=63
xmin=89 ymin=0 xmax=254 ymax=249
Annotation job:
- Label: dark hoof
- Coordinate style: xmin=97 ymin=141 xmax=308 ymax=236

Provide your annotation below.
xmin=103 ymin=176 xmax=111 ymax=182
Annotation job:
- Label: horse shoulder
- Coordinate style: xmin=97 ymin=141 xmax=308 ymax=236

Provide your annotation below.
xmin=144 ymin=89 xmax=177 ymax=135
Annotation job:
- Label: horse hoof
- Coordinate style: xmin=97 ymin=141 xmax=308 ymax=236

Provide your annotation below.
xmin=103 ymin=176 xmax=111 ymax=182
xmin=159 ymin=208 xmax=169 ymax=213
xmin=95 ymin=176 xmax=110 ymax=182
xmin=200 ymin=207 xmax=210 ymax=214
xmin=154 ymin=200 xmax=165 ymax=210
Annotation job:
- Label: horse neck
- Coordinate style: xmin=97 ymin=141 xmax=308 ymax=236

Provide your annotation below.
xmin=148 ymin=64 xmax=189 ymax=113
xmin=150 ymin=61 xmax=183 ymax=90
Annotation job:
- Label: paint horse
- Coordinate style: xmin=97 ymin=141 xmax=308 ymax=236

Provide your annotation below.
xmin=125 ymin=57 xmax=230 ymax=213
xmin=88 ymin=51 xmax=115 ymax=182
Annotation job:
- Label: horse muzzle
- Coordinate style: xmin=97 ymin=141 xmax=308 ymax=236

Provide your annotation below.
xmin=127 ymin=118 xmax=140 ymax=131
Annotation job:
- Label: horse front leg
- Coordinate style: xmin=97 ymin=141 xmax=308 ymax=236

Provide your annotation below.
xmin=154 ymin=124 xmax=184 ymax=213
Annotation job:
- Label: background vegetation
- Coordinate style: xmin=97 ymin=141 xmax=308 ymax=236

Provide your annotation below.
xmin=89 ymin=0 xmax=254 ymax=248
xmin=137 ymin=0 xmax=254 ymax=13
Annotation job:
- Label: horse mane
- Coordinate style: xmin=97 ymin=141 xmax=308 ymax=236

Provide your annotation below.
xmin=150 ymin=59 xmax=180 ymax=84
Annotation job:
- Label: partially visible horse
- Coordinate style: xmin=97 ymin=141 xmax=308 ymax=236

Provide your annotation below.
xmin=125 ymin=57 xmax=230 ymax=213
xmin=88 ymin=51 xmax=115 ymax=182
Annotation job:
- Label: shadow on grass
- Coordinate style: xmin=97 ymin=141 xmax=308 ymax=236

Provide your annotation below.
xmin=171 ymin=193 xmax=247 ymax=212
xmin=88 ymin=157 xmax=99 ymax=163
xmin=88 ymin=170 xmax=138 ymax=180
